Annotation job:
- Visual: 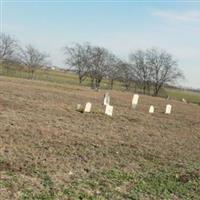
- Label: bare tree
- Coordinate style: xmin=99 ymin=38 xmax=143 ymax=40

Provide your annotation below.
xmin=146 ymin=48 xmax=183 ymax=96
xmin=0 ymin=33 xmax=18 ymax=60
xmin=105 ymin=54 xmax=122 ymax=89
xmin=129 ymin=48 xmax=183 ymax=95
xmin=0 ymin=33 xmax=19 ymax=74
xmin=117 ymin=61 xmax=135 ymax=90
xmin=89 ymin=46 xmax=111 ymax=89
xmin=64 ymin=43 xmax=122 ymax=89
xmin=130 ymin=50 xmax=153 ymax=94
xmin=64 ymin=43 xmax=91 ymax=84
xmin=19 ymin=45 xmax=49 ymax=79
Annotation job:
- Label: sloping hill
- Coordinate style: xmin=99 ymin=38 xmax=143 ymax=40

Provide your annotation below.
xmin=0 ymin=76 xmax=200 ymax=200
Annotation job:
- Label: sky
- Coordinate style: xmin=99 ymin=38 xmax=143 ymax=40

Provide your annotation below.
xmin=1 ymin=0 xmax=200 ymax=88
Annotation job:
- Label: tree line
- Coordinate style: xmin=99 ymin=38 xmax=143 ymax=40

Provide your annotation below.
xmin=0 ymin=33 xmax=184 ymax=96
xmin=64 ymin=43 xmax=183 ymax=96
xmin=0 ymin=33 xmax=49 ymax=79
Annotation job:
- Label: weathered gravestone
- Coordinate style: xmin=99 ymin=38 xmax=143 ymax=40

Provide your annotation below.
xmin=103 ymin=93 xmax=110 ymax=106
xmin=105 ymin=104 xmax=113 ymax=116
xmin=165 ymin=104 xmax=172 ymax=114
xmin=149 ymin=105 xmax=154 ymax=114
xmin=132 ymin=94 xmax=139 ymax=109
xmin=76 ymin=104 xmax=82 ymax=110
xmin=182 ymin=98 xmax=187 ymax=103
xmin=76 ymin=104 xmax=84 ymax=113
xmin=84 ymin=102 xmax=92 ymax=113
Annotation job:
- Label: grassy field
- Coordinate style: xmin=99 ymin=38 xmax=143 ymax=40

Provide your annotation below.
xmin=166 ymin=89 xmax=200 ymax=104
xmin=0 ymin=76 xmax=200 ymax=199
xmin=1 ymin=66 xmax=200 ymax=105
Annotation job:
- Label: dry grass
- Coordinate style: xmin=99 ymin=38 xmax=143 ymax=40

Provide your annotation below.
xmin=0 ymin=76 xmax=200 ymax=200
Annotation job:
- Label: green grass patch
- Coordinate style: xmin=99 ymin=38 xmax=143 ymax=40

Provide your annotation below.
xmin=20 ymin=171 xmax=55 ymax=200
xmin=61 ymin=166 xmax=200 ymax=200
xmin=167 ymin=89 xmax=200 ymax=104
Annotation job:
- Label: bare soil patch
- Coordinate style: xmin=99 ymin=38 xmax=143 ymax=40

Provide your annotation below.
xmin=0 ymin=77 xmax=200 ymax=199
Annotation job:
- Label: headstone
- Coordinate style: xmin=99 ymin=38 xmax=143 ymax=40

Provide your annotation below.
xmin=132 ymin=94 xmax=139 ymax=109
xmin=182 ymin=98 xmax=187 ymax=103
xmin=105 ymin=104 xmax=113 ymax=116
xmin=76 ymin=104 xmax=82 ymax=110
xmin=149 ymin=105 xmax=154 ymax=114
xmin=165 ymin=104 xmax=172 ymax=114
xmin=68 ymin=171 xmax=73 ymax=175
xmin=103 ymin=93 xmax=110 ymax=106
xmin=84 ymin=102 xmax=92 ymax=113
xmin=76 ymin=104 xmax=84 ymax=112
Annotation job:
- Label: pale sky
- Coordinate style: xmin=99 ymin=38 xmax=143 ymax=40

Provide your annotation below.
xmin=1 ymin=0 xmax=200 ymax=88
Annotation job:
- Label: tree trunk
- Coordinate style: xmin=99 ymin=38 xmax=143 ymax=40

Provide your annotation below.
xmin=6 ymin=66 xmax=9 ymax=75
xmin=154 ymin=89 xmax=159 ymax=96
xmin=79 ymin=76 xmax=82 ymax=84
xmin=125 ymin=82 xmax=130 ymax=90
xmin=143 ymin=84 xmax=146 ymax=94
xmin=90 ymin=78 xmax=95 ymax=89
xmin=95 ymin=78 xmax=102 ymax=89
xmin=134 ymin=83 xmax=137 ymax=92
xmin=153 ymin=84 xmax=162 ymax=96
xmin=95 ymin=79 xmax=98 ymax=89
xmin=147 ymin=83 xmax=151 ymax=95
xmin=31 ymin=70 xmax=34 ymax=79
xmin=110 ymin=79 xmax=114 ymax=90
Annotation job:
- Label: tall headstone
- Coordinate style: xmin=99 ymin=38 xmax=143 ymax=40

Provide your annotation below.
xmin=103 ymin=93 xmax=110 ymax=106
xmin=165 ymin=104 xmax=172 ymax=114
xmin=84 ymin=102 xmax=92 ymax=113
xmin=149 ymin=105 xmax=154 ymax=114
xmin=132 ymin=94 xmax=139 ymax=109
xmin=105 ymin=104 xmax=113 ymax=116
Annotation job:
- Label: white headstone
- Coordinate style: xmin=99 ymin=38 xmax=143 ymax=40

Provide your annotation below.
xmin=182 ymin=98 xmax=187 ymax=103
xmin=132 ymin=94 xmax=139 ymax=109
xmin=149 ymin=105 xmax=154 ymax=114
xmin=76 ymin=104 xmax=82 ymax=110
xmin=105 ymin=104 xmax=113 ymax=116
xmin=68 ymin=171 xmax=73 ymax=175
xmin=103 ymin=93 xmax=110 ymax=106
xmin=165 ymin=104 xmax=172 ymax=114
xmin=84 ymin=102 xmax=92 ymax=113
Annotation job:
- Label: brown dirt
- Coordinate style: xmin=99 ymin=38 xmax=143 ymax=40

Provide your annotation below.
xmin=0 ymin=76 xmax=200 ymax=199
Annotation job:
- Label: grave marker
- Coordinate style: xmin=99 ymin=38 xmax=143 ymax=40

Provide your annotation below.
xmin=165 ymin=104 xmax=172 ymax=114
xmin=76 ymin=104 xmax=84 ymax=113
xmin=105 ymin=104 xmax=113 ymax=116
xmin=132 ymin=94 xmax=139 ymax=109
xmin=182 ymin=98 xmax=187 ymax=103
xmin=76 ymin=104 xmax=82 ymax=110
xmin=84 ymin=102 xmax=92 ymax=113
xmin=149 ymin=105 xmax=154 ymax=114
xmin=103 ymin=93 xmax=110 ymax=106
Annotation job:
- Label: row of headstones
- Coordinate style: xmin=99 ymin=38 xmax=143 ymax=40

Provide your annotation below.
xmin=132 ymin=94 xmax=172 ymax=114
xmin=76 ymin=101 xmax=113 ymax=116
xmin=77 ymin=93 xmax=172 ymax=117
xmin=77 ymin=93 xmax=113 ymax=116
